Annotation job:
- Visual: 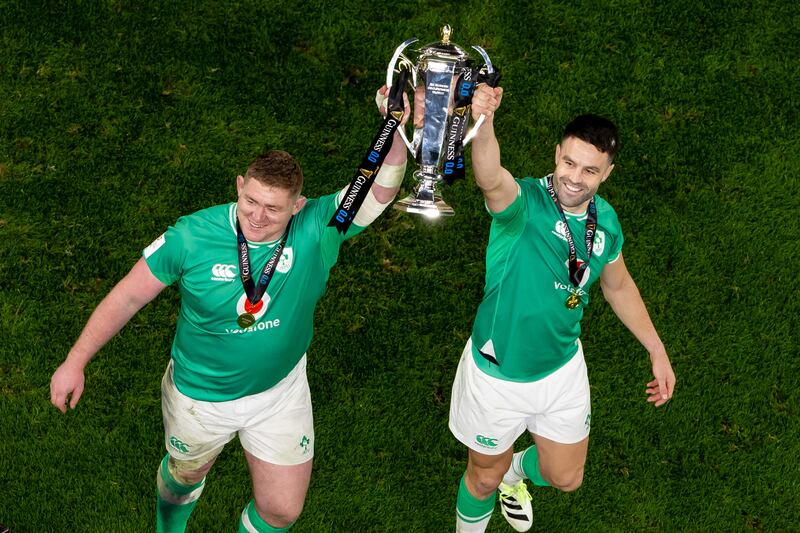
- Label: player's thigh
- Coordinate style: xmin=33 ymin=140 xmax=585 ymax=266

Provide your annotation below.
xmin=237 ymin=355 xmax=315 ymax=467
xmin=449 ymin=340 xmax=528 ymax=455
xmin=532 ymin=432 xmax=589 ymax=481
xmin=245 ymin=449 xmax=313 ymax=519
xmin=160 ymin=362 xmax=233 ymax=468
xmin=526 ymin=345 xmax=591 ymax=446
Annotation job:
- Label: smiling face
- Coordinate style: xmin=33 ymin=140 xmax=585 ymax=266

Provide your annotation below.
xmin=552 ymin=136 xmax=615 ymax=213
xmin=236 ymin=175 xmax=306 ymax=242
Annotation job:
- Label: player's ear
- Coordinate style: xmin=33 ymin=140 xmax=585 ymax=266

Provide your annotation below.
xmin=293 ymin=196 xmax=307 ymax=214
xmin=601 ymin=163 xmax=614 ymax=183
xmin=236 ymin=175 xmax=245 ymax=194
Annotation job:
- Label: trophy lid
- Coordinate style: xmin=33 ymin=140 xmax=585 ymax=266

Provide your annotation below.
xmin=418 ymin=25 xmax=472 ymax=63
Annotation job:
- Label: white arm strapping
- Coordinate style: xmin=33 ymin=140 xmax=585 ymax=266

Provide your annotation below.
xmin=336 ymin=162 xmax=406 ymax=227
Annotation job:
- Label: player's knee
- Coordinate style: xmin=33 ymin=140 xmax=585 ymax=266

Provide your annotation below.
xmin=168 ymin=455 xmax=214 ymax=486
xmin=254 ymin=496 xmax=304 ymax=528
xmin=466 ymin=467 xmax=504 ymax=498
xmin=547 ymin=466 xmax=584 ymax=493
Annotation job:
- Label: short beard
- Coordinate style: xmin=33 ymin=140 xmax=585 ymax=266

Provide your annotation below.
xmin=555 ymin=175 xmax=595 ymax=209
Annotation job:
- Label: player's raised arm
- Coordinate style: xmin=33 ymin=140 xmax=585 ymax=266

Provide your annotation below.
xmin=334 ymin=85 xmax=410 ymax=230
xmin=470 ymin=84 xmax=518 ymax=213
xmin=50 ymin=257 xmax=167 ymax=413
xmin=370 ymin=85 xmax=409 ymax=206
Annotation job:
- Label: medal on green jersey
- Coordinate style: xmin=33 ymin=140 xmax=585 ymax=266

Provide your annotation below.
xmin=545 ymin=175 xmax=597 ymax=310
xmin=235 ymin=217 xmax=293 ymax=326
xmin=565 ymin=293 xmax=581 ymax=309
xmin=237 ymin=312 xmax=256 ymax=328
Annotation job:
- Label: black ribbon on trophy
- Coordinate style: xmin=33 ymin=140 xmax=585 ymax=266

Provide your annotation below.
xmin=235 ymin=217 xmax=292 ymax=328
xmin=328 ymin=70 xmax=409 ymax=233
xmin=545 ymin=175 xmax=597 ymax=310
xmin=442 ymin=68 xmax=502 ymax=185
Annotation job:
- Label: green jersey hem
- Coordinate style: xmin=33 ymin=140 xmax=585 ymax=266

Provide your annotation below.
xmin=470 ymin=342 xmax=577 ymax=383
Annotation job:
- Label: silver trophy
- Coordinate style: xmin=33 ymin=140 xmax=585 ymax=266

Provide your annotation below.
xmin=388 ymin=26 xmax=496 ymax=217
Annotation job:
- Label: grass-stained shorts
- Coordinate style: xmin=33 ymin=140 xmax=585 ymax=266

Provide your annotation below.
xmin=449 ymin=338 xmax=591 ymax=454
xmin=161 ymin=355 xmax=314 ymax=467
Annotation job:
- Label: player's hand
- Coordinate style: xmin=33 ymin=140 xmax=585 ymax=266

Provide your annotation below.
xmin=50 ymin=360 xmax=86 ymax=413
xmin=471 ymin=84 xmax=503 ymax=121
xmin=375 ymin=85 xmax=411 ymax=126
xmin=412 ymin=85 xmax=425 ymax=129
xmin=646 ymin=351 xmax=675 ymax=407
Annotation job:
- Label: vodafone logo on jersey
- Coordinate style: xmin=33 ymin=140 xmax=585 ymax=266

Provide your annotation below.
xmin=236 ymin=292 xmax=270 ymax=321
xmin=211 ymin=264 xmax=237 ymax=282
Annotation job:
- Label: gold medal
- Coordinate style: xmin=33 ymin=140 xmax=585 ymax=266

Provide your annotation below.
xmin=565 ymin=293 xmax=581 ymax=309
xmin=237 ymin=312 xmax=256 ymax=328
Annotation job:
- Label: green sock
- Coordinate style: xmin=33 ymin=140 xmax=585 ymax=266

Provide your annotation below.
xmin=455 ymin=474 xmax=495 ymax=532
xmin=156 ymin=455 xmax=205 ymax=533
xmin=520 ymin=446 xmax=551 ymax=487
xmin=237 ymin=499 xmax=292 ymax=532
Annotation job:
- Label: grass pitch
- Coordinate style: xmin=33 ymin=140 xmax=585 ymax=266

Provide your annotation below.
xmin=1 ymin=1 xmax=798 ymax=531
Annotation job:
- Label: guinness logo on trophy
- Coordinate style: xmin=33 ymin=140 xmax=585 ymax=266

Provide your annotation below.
xmin=387 ymin=26 xmax=499 ymax=217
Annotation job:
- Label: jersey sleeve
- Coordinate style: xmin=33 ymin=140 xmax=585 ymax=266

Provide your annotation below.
xmin=486 ymin=179 xmax=526 ymax=238
xmin=142 ymin=218 xmax=189 ymax=286
xmin=606 ymin=225 xmax=624 ymax=263
xmin=599 ymin=201 xmax=625 ymax=263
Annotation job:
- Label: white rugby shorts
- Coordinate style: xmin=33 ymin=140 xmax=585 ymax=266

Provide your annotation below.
xmin=449 ymin=338 xmax=591 ymax=454
xmin=161 ymin=355 xmax=314 ymax=467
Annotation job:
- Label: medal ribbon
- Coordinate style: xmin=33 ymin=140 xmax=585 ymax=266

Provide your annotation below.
xmin=236 ymin=217 xmax=293 ymax=306
xmin=442 ymin=68 xmax=502 ymax=185
xmin=442 ymin=70 xmax=474 ymax=185
xmin=328 ymin=70 xmax=409 ymax=233
xmin=545 ymin=175 xmax=597 ymax=288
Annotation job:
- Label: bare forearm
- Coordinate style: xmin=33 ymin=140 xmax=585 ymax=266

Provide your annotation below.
xmin=369 ymin=131 xmax=407 ymax=203
xmin=384 ymin=130 xmax=407 ymax=166
xmin=471 ymin=120 xmax=504 ymax=192
xmin=603 ymin=278 xmax=666 ymax=356
xmin=66 ymin=286 xmax=148 ymax=369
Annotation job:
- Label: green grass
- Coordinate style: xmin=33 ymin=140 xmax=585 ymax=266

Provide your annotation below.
xmin=1 ymin=0 xmax=798 ymax=531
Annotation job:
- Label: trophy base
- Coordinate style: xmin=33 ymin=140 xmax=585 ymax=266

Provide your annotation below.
xmin=393 ymin=193 xmax=455 ymax=218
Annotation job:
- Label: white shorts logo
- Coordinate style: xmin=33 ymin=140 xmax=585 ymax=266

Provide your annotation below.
xmin=592 ymin=231 xmax=606 ymax=256
xmin=211 ymin=264 xmax=237 ymax=282
xmin=277 ymin=247 xmax=293 ymax=274
xmin=236 ymin=292 xmax=270 ymax=321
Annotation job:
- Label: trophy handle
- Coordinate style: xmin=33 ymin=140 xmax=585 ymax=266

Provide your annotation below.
xmin=386 ymin=38 xmax=419 ymax=154
xmin=462 ymin=45 xmax=496 ymax=146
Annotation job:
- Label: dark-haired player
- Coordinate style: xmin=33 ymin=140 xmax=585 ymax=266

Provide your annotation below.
xmin=450 ymin=84 xmax=676 ymax=532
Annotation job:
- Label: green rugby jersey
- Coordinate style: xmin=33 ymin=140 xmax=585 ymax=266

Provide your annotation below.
xmin=471 ymin=175 xmax=624 ymax=382
xmin=143 ymin=192 xmax=362 ymax=401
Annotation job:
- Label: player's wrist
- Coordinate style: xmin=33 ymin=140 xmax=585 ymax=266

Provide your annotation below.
xmin=374 ymin=161 xmax=406 ymax=188
xmin=647 ymin=342 xmax=668 ymax=362
xmin=64 ymin=350 xmax=92 ymax=371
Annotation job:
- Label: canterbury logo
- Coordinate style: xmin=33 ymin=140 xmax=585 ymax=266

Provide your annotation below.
xmin=476 ymin=435 xmax=498 ymax=448
xmin=211 ymin=264 xmax=236 ymax=281
xmin=169 ymin=436 xmax=190 ymax=454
